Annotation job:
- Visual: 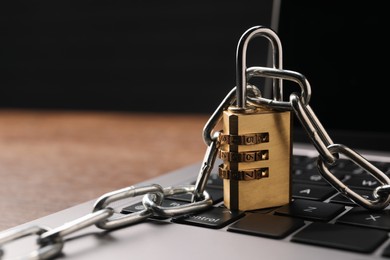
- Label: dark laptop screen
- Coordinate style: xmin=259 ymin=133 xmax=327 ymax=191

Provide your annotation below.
xmin=278 ymin=1 xmax=390 ymax=151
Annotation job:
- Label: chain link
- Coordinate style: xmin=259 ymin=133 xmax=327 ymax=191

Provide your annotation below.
xmin=144 ymin=185 xmax=212 ymax=217
xmin=0 ymin=184 xmax=212 ymax=259
xmin=247 ymin=66 xmax=311 ymax=109
xmin=92 ymin=184 xmax=164 ymax=230
xmin=247 ymin=66 xmax=390 ymax=210
xmin=317 ymin=144 xmax=390 ymax=210
xmin=2 ymin=64 xmax=390 ymax=259
xmin=193 ymin=131 xmax=220 ymax=202
xmin=0 ymin=225 xmax=64 ymax=260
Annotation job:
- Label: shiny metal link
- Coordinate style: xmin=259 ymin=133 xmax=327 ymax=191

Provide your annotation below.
xmin=0 ymin=225 xmax=63 ymax=260
xmin=318 ymin=144 xmax=390 ymax=210
xmin=247 ymin=66 xmax=311 ymax=109
xmin=143 ymin=185 xmax=213 ymax=218
xmin=203 ymin=87 xmax=236 ymax=146
xmin=93 ymin=184 xmax=164 ymax=230
xmin=289 ymin=93 xmax=336 ymax=164
xmin=0 ymin=183 xmax=213 ymax=259
xmin=193 ymin=131 xmax=220 ymax=202
xmin=291 ymin=92 xmax=390 ymax=209
xmin=3 ymin=63 xmax=390 ymax=260
xmin=39 ymin=208 xmax=114 ymax=244
xmin=246 ymin=65 xmax=390 ymax=210
xmin=375 ymin=185 xmax=390 ymax=199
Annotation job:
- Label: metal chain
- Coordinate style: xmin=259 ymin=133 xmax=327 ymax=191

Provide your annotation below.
xmin=246 ymin=66 xmax=390 ymax=210
xmin=0 ymin=84 xmax=259 ymax=259
xmin=2 ymin=65 xmax=390 ymax=259
xmin=0 ymin=184 xmax=212 ymax=259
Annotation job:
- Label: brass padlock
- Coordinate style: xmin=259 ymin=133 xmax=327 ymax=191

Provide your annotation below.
xmin=219 ymin=26 xmax=292 ymax=211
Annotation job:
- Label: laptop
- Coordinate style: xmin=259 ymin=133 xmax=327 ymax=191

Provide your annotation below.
xmin=1 ymin=0 xmax=390 ymax=259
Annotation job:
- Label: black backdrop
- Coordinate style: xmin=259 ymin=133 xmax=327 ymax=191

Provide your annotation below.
xmin=2 ymin=1 xmax=390 ymax=150
xmin=0 ymin=0 xmax=274 ymax=114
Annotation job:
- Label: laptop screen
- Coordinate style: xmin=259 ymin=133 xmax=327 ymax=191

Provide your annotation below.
xmin=278 ymin=1 xmax=390 ymax=152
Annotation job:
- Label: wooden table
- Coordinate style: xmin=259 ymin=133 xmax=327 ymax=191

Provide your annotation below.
xmin=0 ymin=109 xmax=209 ymax=231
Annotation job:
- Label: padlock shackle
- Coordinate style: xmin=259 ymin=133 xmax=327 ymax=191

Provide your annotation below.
xmin=236 ymin=25 xmax=283 ymax=109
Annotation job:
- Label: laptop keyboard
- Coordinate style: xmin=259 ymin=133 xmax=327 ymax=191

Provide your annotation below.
xmin=121 ymin=154 xmax=390 ymax=257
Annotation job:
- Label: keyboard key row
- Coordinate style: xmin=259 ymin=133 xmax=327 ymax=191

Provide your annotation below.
xmin=120 ymin=154 xmax=390 ymax=257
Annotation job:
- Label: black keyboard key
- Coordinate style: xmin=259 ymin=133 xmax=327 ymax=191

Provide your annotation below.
xmin=191 ymin=173 xmax=223 ymax=189
xmin=292 ymin=222 xmax=388 ymax=253
xmin=333 ymin=160 xmax=390 ymax=175
xmin=166 ymin=187 xmax=223 ymax=204
xmin=206 ymin=188 xmax=224 ymax=203
xmin=336 ymin=207 xmax=390 ymax=231
xmin=121 ymin=199 xmax=190 ymax=219
xmin=370 ymin=160 xmax=390 ymax=172
xmin=382 ymin=243 xmax=390 ymax=257
xmin=293 ymin=167 xmax=348 ymax=185
xmin=121 ymin=202 xmax=146 ymax=214
xmin=205 ymin=173 xmax=223 ymax=188
xmin=328 ymin=158 xmax=382 ymax=180
xmin=274 ymin=199 xmax=345 ymax=222
xmin=328 ymin=158 xmax=358 ymax=172
xmin=248 ymin=207 xmax=279 ymax=214
xmin=227 ymin=213 xmax=305 ymax=239
xmin=292 ymin=183 xmax=336 ymax=201
xmin=330 ymin=189 xmax=375 ymax=206
xmin=172 ymin=207 xmax=245 ymax=229
xmin=342 ymin=175 xmax=381 ymax=190
xmin=292 ymin=155 xmax=306 ymax=165
xmin=292 ymin=169 xmax=330 ymax=186
xmin=292 ymin=155 xmax=316 ymax=167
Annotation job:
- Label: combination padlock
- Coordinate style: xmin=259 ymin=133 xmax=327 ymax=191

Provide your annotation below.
xmin=219 ymin=26 xmax=292 ymax=211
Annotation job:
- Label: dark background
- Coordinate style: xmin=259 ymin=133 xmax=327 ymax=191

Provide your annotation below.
xmin=277 ymin=1 xmax=390 ymax=149
xmin=0 ymin=0 xmax=274 ymax=114
xmin=1 ymin=1 xmax=389 ymax=150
